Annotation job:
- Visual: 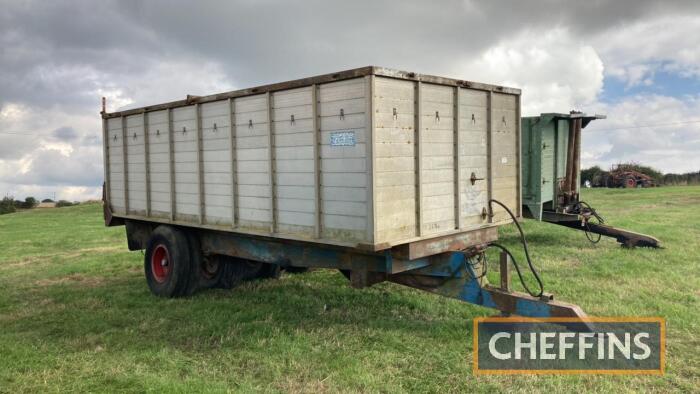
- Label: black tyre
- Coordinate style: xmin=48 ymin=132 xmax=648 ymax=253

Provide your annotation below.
xmin=284 ymin=266 xmax=309 ymax=274
xmin=185 ymin=234 xmax=223 ymax=294
xmin=256 ymin=263 xmax=281 ymax=279
xmin=144 ymin=226 xmax=193 ymax=297
xmin=217 ymin=257 xmax=266 ymax=289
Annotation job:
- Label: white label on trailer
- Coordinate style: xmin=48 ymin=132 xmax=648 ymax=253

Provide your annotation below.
xmin=330 ymin=131 xmax=356 ymax=146
xmin=501 ymin=156 xmax=508 ymax=164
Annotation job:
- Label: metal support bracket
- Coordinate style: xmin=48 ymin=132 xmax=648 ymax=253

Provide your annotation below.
xmin=499 ymin=251 xmax=511 ymax=292
xmin=389 ymin=251 xmax=587 ymax=318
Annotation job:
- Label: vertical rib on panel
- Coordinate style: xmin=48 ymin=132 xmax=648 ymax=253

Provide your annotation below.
xmin=228 ymin=98 xmax=237 ymax=228
xmin=414 ymin=81 xmax=423 ymax=236
xmin=453 ymin=87 xmax=462 ymax=229
xmin=266 ymin=92 xmax=276 ymax=233
xmin=516 ymin=94 xmax=522 ymax=217
xmin=144 ymin=112 xmax=151 ymax=217
xmin=121 ymin=116 xmax=129 ymax=214
xmin=486 ymin=91 xmax=493 ymax=223
xmin=196 ymin=103 xmax=204 ymax=224
xmin=312 ymin=84 xmax=321 ymax=238
xmin=168 ymin=109 xmax=176 ymax=221
xmin=366 ymin=75 xmax=376 ymax=244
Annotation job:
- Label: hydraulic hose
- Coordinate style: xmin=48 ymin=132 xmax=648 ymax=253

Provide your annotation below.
xmin=574 ymin=201 xmax=604 ymax=244
xmin=488 ymin=199 xmax=544 ymax=298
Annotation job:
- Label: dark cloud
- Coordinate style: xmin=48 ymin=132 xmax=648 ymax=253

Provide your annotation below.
xmin=52 ymin=126 xmax=78 ymax=141
xmin=0 ymin=134 xmax=35 ymax=159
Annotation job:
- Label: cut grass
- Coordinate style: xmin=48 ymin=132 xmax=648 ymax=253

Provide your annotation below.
xmin=0 ymin=187 xmax=699 ymax=392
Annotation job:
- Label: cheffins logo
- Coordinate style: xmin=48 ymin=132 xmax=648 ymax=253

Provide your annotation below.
xmin=473 ymin=317 xmax=665 ymax=374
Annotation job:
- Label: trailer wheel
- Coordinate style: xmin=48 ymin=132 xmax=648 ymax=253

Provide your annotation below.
xmin=216 ymin=258 xmax=282 ymax=288
xmin=144 ymin=226 xmax=192 ymax=297
xmin=256 ymin=263 xmax=281 ymax=279
xmin=185 ymin=234 xmax=222 ymax=294
xmin=216 ymin=257 xmax=265 ymax=289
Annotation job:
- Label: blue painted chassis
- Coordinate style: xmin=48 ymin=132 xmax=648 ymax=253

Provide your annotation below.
xmin=198 ymin=230 xmax=587 ymax=319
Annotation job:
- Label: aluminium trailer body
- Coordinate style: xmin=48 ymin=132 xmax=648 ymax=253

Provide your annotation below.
xmin=102 ymin=66 xmax=586 ymax=318
xmin=521 ymin=112 xmax=660 ymax=248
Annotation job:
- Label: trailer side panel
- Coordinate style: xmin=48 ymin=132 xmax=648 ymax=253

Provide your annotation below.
xmin=103 ymin=67 xmax=520 ymax=251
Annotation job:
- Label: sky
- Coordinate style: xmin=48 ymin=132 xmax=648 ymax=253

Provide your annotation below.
xmin=1 ymin=0 xmax=700 ymax=201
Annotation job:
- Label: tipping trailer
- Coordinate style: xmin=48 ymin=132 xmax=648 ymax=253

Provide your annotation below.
xmin=102 ymin=66 xmax=586 ymax=318
xmin=521 ymin=112 xmax=660 ymax=248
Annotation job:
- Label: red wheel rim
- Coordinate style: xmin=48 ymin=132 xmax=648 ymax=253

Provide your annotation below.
xmin=151 ymin=244 xmax=171 ymax=283
xmin=626 ymin=179 xmax=635 ymax=188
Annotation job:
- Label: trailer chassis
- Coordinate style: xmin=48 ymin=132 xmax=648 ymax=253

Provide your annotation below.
xmin=125 ymin=220 xmax=587 ymax=319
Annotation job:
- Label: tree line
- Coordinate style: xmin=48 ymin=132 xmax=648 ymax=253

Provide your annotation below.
xmin=0 ymin=197 xmax=79 ymax=215
xmin=581 ymin=163 xmax=700 ymax=186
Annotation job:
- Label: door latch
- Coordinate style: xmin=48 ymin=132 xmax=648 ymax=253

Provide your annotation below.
xmin=470 ymin=172 xmax=485 ymax=185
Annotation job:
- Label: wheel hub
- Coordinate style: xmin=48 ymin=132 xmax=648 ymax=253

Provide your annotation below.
xmin=151 ymin=244 xmax=171 ymax=283
xmin=201 ymin=255 xmax=220 ymax=279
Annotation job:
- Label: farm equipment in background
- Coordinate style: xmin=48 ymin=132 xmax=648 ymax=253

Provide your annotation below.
xmin=521 ymin=112 xmax=661 ymax=248
xmin=593 ymin=167 xmax=656 ymax=188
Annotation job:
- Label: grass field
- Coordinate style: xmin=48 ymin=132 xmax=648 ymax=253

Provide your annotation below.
xmin=1 ymin=187 xmax=699 ymax=393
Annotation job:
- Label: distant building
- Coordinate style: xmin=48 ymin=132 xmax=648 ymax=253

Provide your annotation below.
xmin=37 ymin=202 xmax=56 ymax=208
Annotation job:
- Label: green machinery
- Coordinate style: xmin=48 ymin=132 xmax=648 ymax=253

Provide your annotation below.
xmin=521 ymin=112 xmax=660 ymax=248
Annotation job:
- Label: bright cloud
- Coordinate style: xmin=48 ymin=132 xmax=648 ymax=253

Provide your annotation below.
xmin=595 ymin=14 xmax=700 ymax=86
xmin=583 ymin=94 xmax=700 ymax=173
xmin=453 ymin=28 xmax=605 ymax=115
